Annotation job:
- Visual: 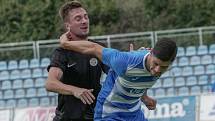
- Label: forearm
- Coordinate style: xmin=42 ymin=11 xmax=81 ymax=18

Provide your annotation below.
xmin=45 ymin=79 xmax=78 ymax=96
xmin=61 ymin=40 xmax=103 ymax=60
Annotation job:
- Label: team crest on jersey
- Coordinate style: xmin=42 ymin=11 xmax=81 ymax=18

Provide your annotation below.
xmin=90 ymin=58 xmax=98 ymax=66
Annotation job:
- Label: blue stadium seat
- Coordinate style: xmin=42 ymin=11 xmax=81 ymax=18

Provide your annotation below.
xmin=19 ymin=59 xmax=29 ymax=69
xmin=206 ymin=64 xmax=215 ymax=74
xmin=152 ymin=79 xmax=162 ymax=88
xmin=15 ymin=89 xmax=25 ymax=98
xmin=182 ymin=66 xmax=193 ymax=76
xmin=171 ymin=67 xmax=182 ymax=77
xmin=186 ymin=46 xmax=196 ymax=56
xmin=161 ymin=71 xmax=170 ymax=78
xmin=178 ymin=57 xmax=189 ymax=66
xmin=175 ymin=77 xmax=185 ymax=87
xmin=171 ymin=59 xmax=177 ymax=67
xmin=190 ymin=86 xmax=201 ymax=95
xmin=186 ymin=76 xmax=198 ymax=86
xmin=17 ymin=99 xmax=28 ymax=108
xmin=3 ymin=90 xmax=14 ymax=99
xmin=43 ymin=68 xmax=48 ymax=77
xmin=40 ymin=97 xmax=50 ymax=106
xmin=21 ymin=69 xmax=31 ymax=79
xmin=23 ymin=78 xmax=34 ymax=88
xmin=29 ymin=98 xmax=39 ymax=107
xmin=147 ymin=89 xmax=154 ymax=97
xmin=190 ymin=56 xmax=200 ymax=66
xmin=50 ymin=97 xmax=57 ymax=106
xmin=212 ymin=55 xmax=215 ymax=64
xmin=198 ymin=75 xmax=209 ymax=85
xmin=0 ymin=100 xmax=5 ymax=109
xmin=201 ymin=55 xmax=212 ymax=65
xmin=1 ymin=80 xmax=12 ymax=90
xmin=178 ymin=87 xmax=189 ymax=96
xmin=30 ymin=59 xmax=40 ymax=68
xmin=6 ymin=99 xmax=16 ymax=108
xmin=13 ymin=79 xmax=23 ymax=89
xmin=35 ymin=78 xmax=45 ymax=87
xmin=10 ymin=70 xmax=21 ymax=80
xmin=26 ymin=88 xmax=36 ymax=98
xmin=0 ymin=91 xmax=2 ymax=99
xmin=37 ymin=88 xmax=48 ymax=97
xmin=154 ymin=88 xmax=165 ymax=97
xmin=194 ymin=65 xmax=205 ymax=75
xmin=197 ymin=45 xmax=208 ymax=55
xmin=40 ymin=58 xmax=50 ymax=67
xmin=177 ymin=47 xmax=185 ymax=57
xmin=0 ymin=61 xmax=7 ymax=71
xmin=32 ymin=68 xmax=43 ymax=78
xmin=0 ymin=71 xmax=9 ymax=81
xmin=202 ymin=85 xmax=211 ymax=93
xmin=214 ymin=56 xmax=215 ymax=64
xmin=48 ymin=91 xmax=56 ymax=96
xmin=211 ymin=75 xmax=215 ymax=84
xmin=162 ymin=78 xmax=174 ymax=87
xmin=209 ymin=44 xmax=215 ymax=54
xmin=8 ymin=60 xmax=18 ymax=70
xmin=166 ymin=88 xmax=176 ymax=97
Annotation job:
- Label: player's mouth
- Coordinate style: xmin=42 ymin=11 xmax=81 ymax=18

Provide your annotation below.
xmin=80 ymin=26 xmax=88 ymax=31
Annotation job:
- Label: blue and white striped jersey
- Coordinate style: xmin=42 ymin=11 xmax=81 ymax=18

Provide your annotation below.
xmin=94 ymin=48 xmax=159 ymax=121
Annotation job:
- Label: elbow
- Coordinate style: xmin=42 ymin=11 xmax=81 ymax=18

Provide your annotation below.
xmin=45 ymin=80 xmax=54 ymax=92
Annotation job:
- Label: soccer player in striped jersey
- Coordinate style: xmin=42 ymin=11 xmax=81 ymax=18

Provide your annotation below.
xmin=59 ymin=32 xmax=177 ymax=121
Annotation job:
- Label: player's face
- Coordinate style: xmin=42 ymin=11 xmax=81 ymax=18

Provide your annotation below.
xmin=66 ymin=7 xmax=89 ymax=38
xmin=149 ymin=55 xmax=171 ymax=76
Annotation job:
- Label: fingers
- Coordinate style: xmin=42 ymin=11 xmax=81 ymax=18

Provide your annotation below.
xmin=146 ymin=99 xmax=156 ymax=110
xmin=138 ymin=47 xmax=152 ymax=51
xmin=146 ymin=105 xmax=156 ymax=110
xmin=79 ymin=89 xmax=95 ymax=105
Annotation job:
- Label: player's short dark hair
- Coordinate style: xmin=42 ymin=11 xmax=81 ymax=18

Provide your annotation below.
xmin=152 ymin=38 xmax=177 ymax=62
xmin=59 ymin=1 xmax=83 ymax=22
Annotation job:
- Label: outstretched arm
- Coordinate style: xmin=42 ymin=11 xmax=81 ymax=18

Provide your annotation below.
xmin=60 ymin=32 xmax=104 ymax=61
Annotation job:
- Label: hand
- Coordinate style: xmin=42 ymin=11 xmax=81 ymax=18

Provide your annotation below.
xmin=141 ymin=95 xmax=156 ymax=110
xmin=59 ymin=31 xmax=70 ymax=48
xmin=129 ymin=44 xmax=152 ymax=51
xmin=73 ymin=87 xmax=95 ymax=105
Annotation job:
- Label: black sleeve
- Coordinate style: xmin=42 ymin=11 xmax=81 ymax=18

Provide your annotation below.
xmin=47 ymin=48 xmax=67 ymax=72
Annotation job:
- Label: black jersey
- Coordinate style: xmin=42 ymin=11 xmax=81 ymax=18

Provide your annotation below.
xmin=47 ymin=41 xmax=109 ymax=120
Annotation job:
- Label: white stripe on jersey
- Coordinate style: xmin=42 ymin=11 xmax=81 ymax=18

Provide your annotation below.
xmin=118 ymin=77 xmax=156 ymax=89
xmin=102 ymin=100 xmax=142 ymax=118
xmin=106 ymin=91 xmax=139 ymax=104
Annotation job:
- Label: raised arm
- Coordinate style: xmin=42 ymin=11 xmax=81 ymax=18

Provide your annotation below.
xmin=60 ymin=32 xmax=104 ymax=61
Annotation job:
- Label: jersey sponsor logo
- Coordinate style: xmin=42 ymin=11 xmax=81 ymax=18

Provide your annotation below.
xmin=129 ymin=88 xmax=146 ymax=94
xmin=90 ymin=58 xmax=98 ymax=66
xmin=67 ymin=62 xmax=77 ymax=68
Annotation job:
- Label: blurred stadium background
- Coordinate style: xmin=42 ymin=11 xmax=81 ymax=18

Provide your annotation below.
xmin=0 ymin=0 xmax=215 ymax=121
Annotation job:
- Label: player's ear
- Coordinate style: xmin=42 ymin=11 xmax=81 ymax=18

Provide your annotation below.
xmin=65 ymin=23 xmax=70 ymax=31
